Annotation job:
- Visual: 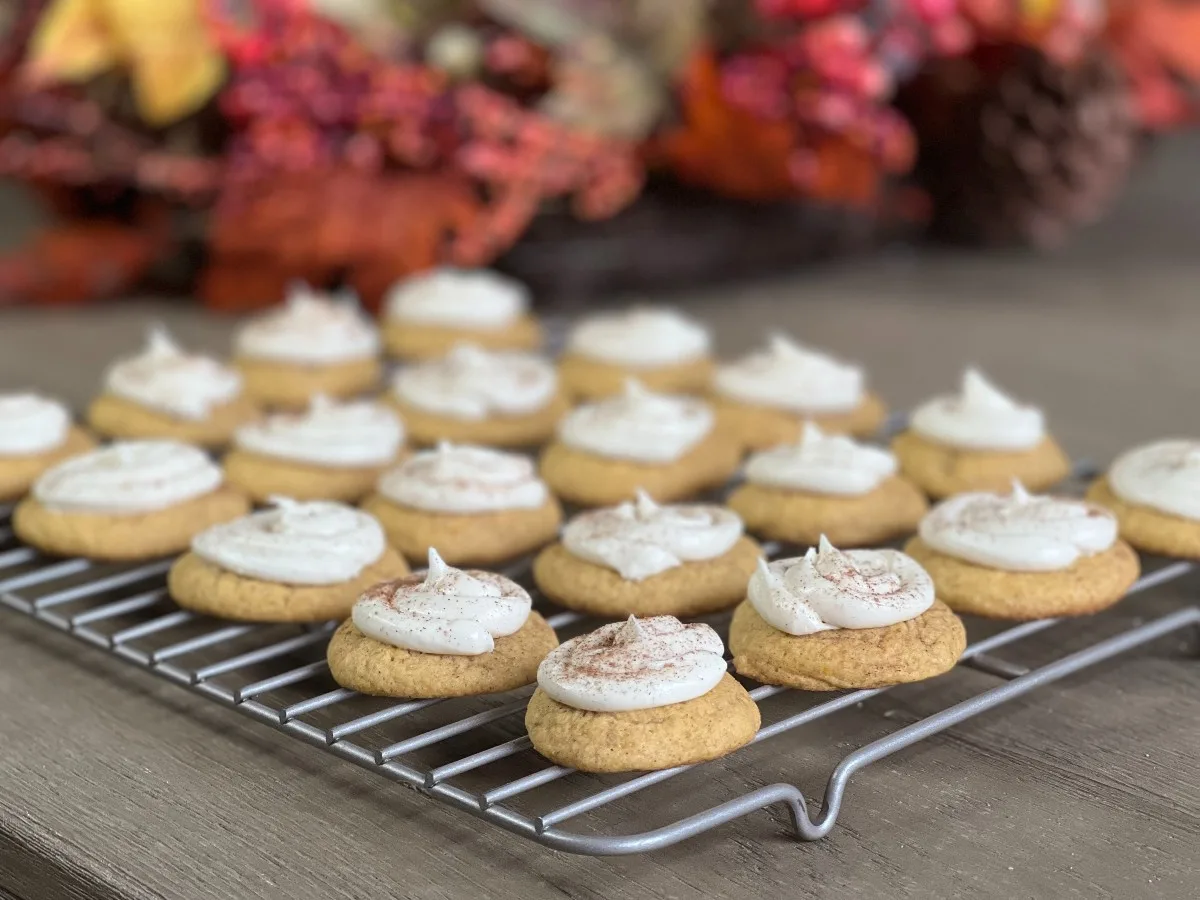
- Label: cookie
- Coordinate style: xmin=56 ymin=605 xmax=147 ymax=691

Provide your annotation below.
xmin=558 ymin=354 xmax=714 ymax=401
xmin=892 ymin=430 xmax=1071 ymax=499
xmin=382 ymin=267 xmax=542 ymax=360
xmin=527 ymin=616 xmax=759 ymax=773
xmin=328 ymin=555 xmax=558 ymax=698
xmin=393 ymin=390 xmax=570 ymax=448
xmin=729 ymin=598 xmax=965 ymax=691
xmin=904 ymin=535 xmax=1140 ymax=620
xmin=225 ymin=450 xmax=389 ymax=504
xmin=14 ymin=441 xmax=250 ymax=561
xmin=712 ymin=392 xmax=889 ymax=450
xmin=169 ymin=546 xmax=410 ymax=622
xmin=235 ymin=357 xmax=381 ymax=409
xmin=88 ymin=392 xmax=259 ymax=450
xmin=0 ymin=426 xmax=96 ymax=503
xmin=1084 ymin=441 xmax=1200 ymax=559
xmin=730 ymin=541 xmax=964 ymax=690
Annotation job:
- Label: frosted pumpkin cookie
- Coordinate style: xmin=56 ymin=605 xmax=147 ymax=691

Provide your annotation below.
xmin=382 ymin=267 xmax=542 ymax=360
xmin=87 ymin=326 xmax=258 ymax=449
xmin=362 ymin=442 xmax=561 ymax=567
xmin=233 ymin=283 xmax=382 ymax=409
xmin=13 ymin=441 xmax=250 ymax=561
xmin=540 ymin=379 xmax=741 ymax=507
xmin=729 ymin=422 xmax=927 ymax=547
xmin=169 ymin=498 xmax=409 ymax=622
xmin=558 ymin=306 xmax=713 ymax=400
xmin=534 ymin=490 xmax=760 ymax=617
xmin=729 ymin=537 xmax=965 ymax=691
xmin=905 ymin=481 xmax=1140 ymax=620
xmin=224 ymin=395 xmax=404 ymax=503
xmin=526 ymin=615 xmax=760 ymax=772
xmin=390 ymin=344 xmax=568 ymax=447
xmin=327 ymin=549 xmax=559 ymax=698
xmin=1086 ymin=440 xmax=1200 ymax=558
xmin=712 ymin=334 xmax=887 ymax=450
xmin=0 ymin=393 xmax=95 ymax=502
xmin=892 ymin=368 xmax=1070 ymax=498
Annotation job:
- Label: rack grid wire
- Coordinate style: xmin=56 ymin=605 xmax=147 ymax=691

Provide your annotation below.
xmin=2 ymin=473 xmax=1198 ymax=856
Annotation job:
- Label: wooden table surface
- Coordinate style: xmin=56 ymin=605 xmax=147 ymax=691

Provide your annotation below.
xmin=1 ymin=136 xmax=1199 ymax=900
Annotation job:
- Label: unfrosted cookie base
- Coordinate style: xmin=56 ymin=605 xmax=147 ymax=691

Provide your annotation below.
xmin=1086 ymin=477 xmax=1200 ymax=560
xmin=903 ymin=535 xmax=1141 ymax=620
xmin=539 ymin=429 xmax=742 ymax=507
xmin=0 ymin=427 xmax=96 ymax=503
xmin=87 ymin=392 xmax=260 ymax=449
xmin=168 ymin=547 xmax=410 ymax=623
xmin=13 ymin=486 xmax=251 ymax=561
xmin=361 ymin=494 xmax=563 ymax=567
xmin=728 ymin=475 xmax=928 ymax=548
xmin=224 ymin=448 xmax=397 ymax=504
xmin=326 ymin=611 xmax=558 ymax=698
xmin=891 ymin=430 xmax=1071 ymax=499
xmin=234 ymin=356 xmax=381 ymax=410
xmin=711 ymin=392 xmax=888 ymax=451
xmin=532 ymin=537 xmax=761 ymax=617
xmin=382 ymin=315 xmax=543 ymax=361
xmin=729 ymin=599 xmax=966 ymax=691
xmin=391 ymin=390 xmax=570 ymax=448
xmin=525 ymin=674 xmax=760 ymax=773
xmin=557 ymin=353 xmax=714 ymax=401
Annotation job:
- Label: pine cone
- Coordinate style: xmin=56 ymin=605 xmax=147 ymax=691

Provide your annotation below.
xmin=907 ymin=45 xmax=1138 ymax=249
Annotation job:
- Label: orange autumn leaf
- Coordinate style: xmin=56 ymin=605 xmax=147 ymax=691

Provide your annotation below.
xmin=650 ymin=50 xmax=798 ymax=202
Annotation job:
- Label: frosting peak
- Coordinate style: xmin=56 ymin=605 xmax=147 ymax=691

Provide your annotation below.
xmin=1108 ymin=440 xmax=1200 ymax=522
xmin=748 ymin=537 xmax=935 ymax=635
xmin=191 ymin=497 xmax=386 ymax=585
xmin=351 ymin=549 xmax=532 ymax=655
xmin=567 ymin=306 xmax=711 ymax=368
xmin=743 ymin=421 xmax=897 ymax=495
xmin=557 ymin=379 xmax=714 ymax=463
xmin=562 ymin=490 xmax=744 ymax=581
xmin=235 ymin=283 xmax=380 ymax=364
xmin=0 ymin=392 xmax=70 ymax=456
xmin=918 ymin=481 xmax=1117 ymax=571
xmin=235 ymin=394 xmax=403 ymax=467
xmin=714 ymin=333 xmax=864 ymax=413
xmin=910 ymin=367 xmax=1045 ymax=451
xmin=377 ymin=442 xmax=548 ymax=513
xmin=536 ymin=615 xmax=727 ymax=712
xmin=391 ymin=344 xmax=557 ymax=420
xmin=106 ymin=325 xmax=242 ymax=421
xmin=33 ymin=440 xmax=223 ymax=514
xmin=385 ymin=268 xmax=528 ymax=330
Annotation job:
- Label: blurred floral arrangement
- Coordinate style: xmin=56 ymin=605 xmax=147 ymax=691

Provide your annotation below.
xmin=0 ymin=0 xmax=1198 ymax=308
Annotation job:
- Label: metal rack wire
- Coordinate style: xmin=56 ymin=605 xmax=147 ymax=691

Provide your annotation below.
xmin=1 ymin=492 xmax=1197 ymax=856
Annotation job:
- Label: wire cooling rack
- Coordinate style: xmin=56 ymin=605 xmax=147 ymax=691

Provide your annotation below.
xmin=1 ymin=488 xmax=1198 ymax=856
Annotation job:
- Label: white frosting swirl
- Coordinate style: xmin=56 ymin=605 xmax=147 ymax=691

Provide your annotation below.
xmin=562 ymin=490 xmax=743 ymax=581
xmin=191 ymin=498 xmax=385 ymax=585
xmin=105 ymin=326 xmax=243 ymax=421
xmin=558 ymin=379 xmax=714 ymax=464
xmin=567 ymin=306 xmax=711 ymax=368
xmin=1109 ymin=440 xmax=1200 ymax=522
xmin=919 ymin=481 xmax=1117 ymax=572
xmin=391 ymin=344 xmax=557 ymax=420
xmin=744 ymin=421 xmax=897 ymax=496
xmin=385 ymin=267 xmax=529 ymax=330
xmin=910 ymin=368 xmax=1045 ymax=451
xmin=352 ymin=549 xmax=531 ymax=655
xmin=235 ymin=283 xmax=380 ymax=364
xmin=33 ymin=440 xmax=223 ymax=514
xmin=377 ymin=442 xmax=548 ymax=513
xmin=537 ymin=615 xmax=727 ymax=712
xmin=0 ymin=393 xmax=70 ymax=456
xmin=234 ymin=395 xmax=403 ymax=467
xmin=748 ymin=536 xmax=935 ymax=636
xmin=715 ymin=333 xmax=864 ymax=413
